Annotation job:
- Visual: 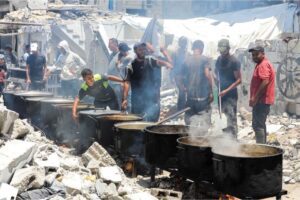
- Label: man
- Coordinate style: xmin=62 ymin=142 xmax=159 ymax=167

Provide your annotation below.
xmin=22 ymin=45 xmax=31 ymax=63
xmin=55 ymin=40 xmax=86 ymax=98
xmin=249 ymin=46 xmax=275 ymax=144
xmin=4 ymin=45 xmax=18 ymax=67
xmin=171 ymin=36 xmax=189 ymax=110
xmin=215 ymin=39 xmax=242 ymax=137
xmin=182 ymin=40 xmax=213 ymax=133
xmin=107 ymin=42 xmax=132 ymax=110
xmin=72 ymin=68 xmax=127 ymax=118
xmin=26 ymin=43 xmax=47 ymax=90
xmin=0 ymin=54 xmax=7 ymax=96
xmin=124 ymin=43 xmax=172 ymax=122
xmin=108 ymin=38 xmax=119 ymax=63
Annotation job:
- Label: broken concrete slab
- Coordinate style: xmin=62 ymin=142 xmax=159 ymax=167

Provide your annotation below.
xmin=267 ymin=124 xmax=283 ymax=134
xmin=0 ymin=109 xmax=19 ymax=135
xmin=99 ymin=166 xmax=122 ymax=183
xmin=107 ymin=183 xmax=118 ymax=197
xmin=10 ymin=166 xmax=46 ymax=194
xmin=62 ymin=172 xmax=83 ymax=195
xmin=33 ymin=144 xmax=61 ymax=169
xmin=124 ymin=192 xmax=158 ymax=200
xmin=95 ymin=180 xmax=108 ymax=198
xmin=82 ymin=142 xmax=116 ymax=167
xmin=0 ymin=140 xmax=37 ymax=183
xmin=0 ymin=183 xmax=18 ymax=200
xmin=10 ymin=119 xmax=30 ymax=139
xmin=60 ymin=157 xmax=80 ymax=170
xmin=118 ymin=185 xmax=133 ymax=196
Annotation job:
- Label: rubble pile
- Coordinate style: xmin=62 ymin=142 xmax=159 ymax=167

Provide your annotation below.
xmin=238 ymin=107 xmax=300 ymax=184
xmin=0 ymin=106 xmax=156 ymax=200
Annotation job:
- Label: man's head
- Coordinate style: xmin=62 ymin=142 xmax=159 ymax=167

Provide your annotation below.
xmin=134 ymin=43 xmax=146 ymax=59
xmin=25 ymin=44 xmax=30 ymax=53
xmin=218 ymin=39 xmax=230 ymax=56
xmin=178 ymin=36 xmax=188 ymax=50
xmin=108 ymin=38 xmax=119 ymax=53
xmin=0 ymin=54 xmax=5 ymax=65
xmin=249 ymin=46 xmax=265 ymax=64
xmin=192 ymin=40 xmax=204 ymax=54
xmin=58 ymin=40 xmax=69 ymax=55
xmin=30 ymin=43 xmax=38 ymax=54
xmin=118 ymin=42 xmax=131 ymax=57
xmin=81 ymin=68 xmax=94 ymax=86
xmin=4 ymin=45 xmax=12 ymax=53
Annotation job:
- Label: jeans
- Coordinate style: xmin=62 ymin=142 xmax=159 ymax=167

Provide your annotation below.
xmin=221 ymin=97 xmax=238 ymax=137
xmin=94 ymin=99 xmax=119 ymax=110
xmin=252 ymin=103 xmax=271 ymax=144
xmin=30 ymin=80 xmax=45 ymax=91
xmin=177 ymin=89 xmax=186 ymax=111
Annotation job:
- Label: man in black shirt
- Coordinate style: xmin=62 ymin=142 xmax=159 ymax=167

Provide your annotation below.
xmin=26 ymin=43 xmax=47 ymax=90
xmin=182 ymin=40 xmax=213 ymax=133
xmin=124 ymin=43 xmax=172 ymax=122
xmin=215 ymin=39 xmax=242 ymax=137
xmin=72 ymin=68 xmax=127 ymax=118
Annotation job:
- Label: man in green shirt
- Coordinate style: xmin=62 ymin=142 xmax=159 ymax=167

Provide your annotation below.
xmin=72 ymin=68 xmax=128 ymax=118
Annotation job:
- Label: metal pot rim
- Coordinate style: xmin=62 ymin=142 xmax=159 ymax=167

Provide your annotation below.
xmin=78 ymin=109 xmax=121 ymax=116
xmin=114 ymin=121 xmax=155 ymax=131
xmin=145 ymin=124 xmax=190 ymax=135
xmin=212 ymin=143 xmax=283 ymax=159
xmin=14 ymin=91 xmax=53 ymax=97
xmin=96 ymin=114 xmax=143 ymax=121
xmin=177 ymin=136 xmax=212 ymax=148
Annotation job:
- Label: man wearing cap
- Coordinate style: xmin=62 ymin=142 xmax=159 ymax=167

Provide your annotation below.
xmin=181 ymin=40 xmax=213 ymax=133
xmin=215 ymin=39 xmax=242 ymax=137
xmin=26 ymin=43 xmax=48 ymax=90
xmin=124 ymin=43 xmax=172 ymax=121
xmin=249 ymin=46 xmax=275 ymax=144
xmin=55 ymin=40 xmax=86 ymax=98
xmin=107 ymin=42 xmax=132 ymax=110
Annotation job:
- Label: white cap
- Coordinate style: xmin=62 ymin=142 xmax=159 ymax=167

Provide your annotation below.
xmin=30 ymin=43 xmax=38 ymax=51
xmin=0 ymin=54 xmax=4 ymax=59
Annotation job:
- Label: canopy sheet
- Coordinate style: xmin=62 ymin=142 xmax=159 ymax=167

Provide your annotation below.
xmin=122 ymin=3 xmax=299 ymax=58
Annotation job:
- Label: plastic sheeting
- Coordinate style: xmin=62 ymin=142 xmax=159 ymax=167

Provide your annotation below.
xmin=122 ymin=3 xmax=299 ymax=58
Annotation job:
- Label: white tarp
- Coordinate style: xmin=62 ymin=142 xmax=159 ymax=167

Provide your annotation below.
xmin=122 ymin=3 xmax=298 ymax=58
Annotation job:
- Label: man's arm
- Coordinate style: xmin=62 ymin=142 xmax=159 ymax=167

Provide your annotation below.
xmin=249 ymin=79 xmax=269 ymax=107
xmin=219 ymin=70 xmax=242 ymax=97
xmin=107 ymin=75 xmax=124 ymax=82
xmin=204 ymin=66 xmax=214 ymax=102
xmin=157 ymin=59 xmax=173 ymax=69
xmin=26 ymin=64 xmax=31 ymax=83
xmin=121 ymin=81 xmax=130 ymax=111
xmin=72 ymin=96 xmax=80 ymax=119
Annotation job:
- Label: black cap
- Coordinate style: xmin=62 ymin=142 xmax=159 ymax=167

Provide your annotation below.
xmin=248 ymin=46 xmax=264 ymax=53
xmin=133 ymin=42 xmax=146 ymax=50
xmin=118 ymin=42 xmax=131 ymax=52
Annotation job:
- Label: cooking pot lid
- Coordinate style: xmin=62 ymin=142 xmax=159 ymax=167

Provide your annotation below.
xmin=145 ymin=125 xmax=190 ymax=135
xmin=177 ymin=136 xmax=211 ymax=147
xmin=97 ymin=114 xmax=142 ymax=121
xmin=114 ymin=121 xmax=155 ymax=130
xmin=25 ymin=97 xmax=48 ymax=102
xmin=79 ymin=109 xmax=120 ymax=116
xmin=40 ymin=98 xmax=74 ymax=104
xmin=15 ymin=91 xmax=53 ymax=97
xmin=55 ymin=104 xmax=94 ymax=109
xmin=212 ymin=143 xmax=283 ymax=158
xmin=3 ymin=90 xmax=25 ymax=94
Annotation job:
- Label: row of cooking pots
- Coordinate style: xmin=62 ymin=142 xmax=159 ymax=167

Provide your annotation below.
xmin=3 ymin=90 xmax=283 ymax=199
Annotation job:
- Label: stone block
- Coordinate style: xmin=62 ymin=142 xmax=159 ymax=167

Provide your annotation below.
xmin=62 ymin=172 xmax=82 ymax=195
xmin=60 ymin=157 xmax=80 ymax=170
xmin=0 ymin=140 xmax=37 ymax=183
xmin=0 ymin=183 xmax=18 ymax=200
xmin=10 ymin=166 xmax=45 ymax=193
xmin=33 ymin=144 xmax=61 ymax=169
xmin=10 ymin=119 xmax=30 ymax=139
xmin=151 ymin=188 xmax=183 ymax=200
xmin=124 ymin=192 xmax=158 ymax=200
xmin=99 ymin=166 xmax=123 ymax=183
xmin=0 ymin=109 xmax=19 ymax=135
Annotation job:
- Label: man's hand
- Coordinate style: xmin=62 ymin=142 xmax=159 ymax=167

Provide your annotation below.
xmin=209 ymin=93 xmax=214 ymax=103
xmin=249 ymin=97 xmax=258 ymax=107
xmin=219 ymin=89 xmax=228 ymax=97
xmin=121 ymin=99 xmax=128 ymax=111
xmin=72 ymin=112 xmax=78 ymax=121
xmin=27 ymin=79 xmax=31 ymax=84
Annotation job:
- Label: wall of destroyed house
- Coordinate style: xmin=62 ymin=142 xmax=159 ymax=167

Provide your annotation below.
xmin=235 ymin=39 xmax=300 ymax=115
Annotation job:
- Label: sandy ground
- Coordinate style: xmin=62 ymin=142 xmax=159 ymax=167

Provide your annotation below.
xmin=263 ymin=183 xmax=300 ymax=200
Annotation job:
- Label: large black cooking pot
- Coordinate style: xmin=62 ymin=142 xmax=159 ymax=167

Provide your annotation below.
xmin=24 ymin=97 xmax=48 ymax=127
xmin=14 ymin=91 xmax=53 ymax=118
xmin=40 ymin=98 xmax=74 ymax=139
xmin=54 ymin=104 xmax=94 ymax=145
xmin=212 ymin=143 xmax=283 ymax=199
xmin=144 ymin=125 xmax=189 ymax=169
xmin=96 ymin=114 xmax=143 ymax=148
xmin=3 ymin=90 xmax=20 ymax=111
xmin=114 ymin=121 xmax=155 ymax=157
xmin=77 ymin=109 xmax=121 ymax=154
xmin=177 ymin=136 xmax=213 ymax=182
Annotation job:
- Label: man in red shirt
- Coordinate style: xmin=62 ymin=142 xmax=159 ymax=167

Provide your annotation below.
xmin=249 ymin=46 xmax=275 ymax=144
